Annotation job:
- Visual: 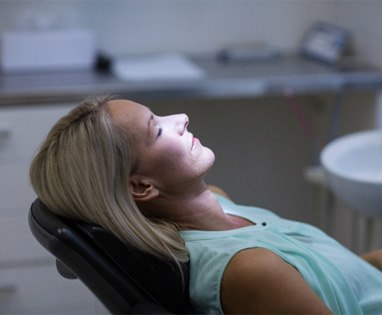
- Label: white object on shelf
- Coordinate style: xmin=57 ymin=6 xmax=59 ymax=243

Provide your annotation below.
xmin=1 ymin=30 xmax=96 ymax=72
xmin=113 ymin=53 xmax=205 ymax=81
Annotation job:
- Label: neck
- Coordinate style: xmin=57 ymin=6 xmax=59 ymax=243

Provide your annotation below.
xmin=139 ymin=181 xmax=252 ymax=231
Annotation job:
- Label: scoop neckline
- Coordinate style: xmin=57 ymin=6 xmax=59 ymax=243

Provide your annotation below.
xmin=179 ymin=207 xmax=269 ymax=239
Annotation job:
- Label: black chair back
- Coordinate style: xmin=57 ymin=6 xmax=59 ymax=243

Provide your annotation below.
xmin=28 ymin=198 xmax=196 ymax=314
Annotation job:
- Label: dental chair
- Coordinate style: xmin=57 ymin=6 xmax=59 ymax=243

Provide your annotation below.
xmin=28 ymin=198 xmax=197 ymax=314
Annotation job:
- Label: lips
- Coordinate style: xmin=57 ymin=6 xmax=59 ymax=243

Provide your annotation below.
xmin=191 ymin=134 xmax=197 ymax=150
xmin=191 ymin=136 xmax=200 ymax=150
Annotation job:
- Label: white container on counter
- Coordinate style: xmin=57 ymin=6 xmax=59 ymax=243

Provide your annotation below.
xmin=1 ymin=29 xmax=96 ymax=73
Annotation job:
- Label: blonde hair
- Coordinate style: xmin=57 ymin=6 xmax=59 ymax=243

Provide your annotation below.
xmin=30 ymin=96 xmax=189 ymax=263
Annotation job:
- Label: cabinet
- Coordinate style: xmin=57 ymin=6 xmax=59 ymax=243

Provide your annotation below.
xmin=0 ymin=104 xmax=107 ymax=314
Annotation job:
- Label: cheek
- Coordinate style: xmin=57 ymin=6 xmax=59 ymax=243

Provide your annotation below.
xmin=139 ymin=143 xmax=188 ymax=175
xmin=156 ymin=144 xmax=189 ymax=170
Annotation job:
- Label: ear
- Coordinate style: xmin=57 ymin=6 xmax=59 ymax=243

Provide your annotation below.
xmin=130 ymin=176 xmax=159 ymax=202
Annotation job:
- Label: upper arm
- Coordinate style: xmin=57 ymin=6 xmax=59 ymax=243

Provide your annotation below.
xmin=221 ymin=248 xmax=332 ymax=314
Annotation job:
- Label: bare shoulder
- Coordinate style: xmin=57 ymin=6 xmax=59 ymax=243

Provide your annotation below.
xmin=221 ymin=248 xmax=331 ymax=314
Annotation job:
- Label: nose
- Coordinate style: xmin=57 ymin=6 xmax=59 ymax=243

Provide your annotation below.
xmin=175 ymin=113 xmax=189 ymax=135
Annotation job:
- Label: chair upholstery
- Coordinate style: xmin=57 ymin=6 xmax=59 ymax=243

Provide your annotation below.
xmin=28 ymin=198 xmax=197 ymax=314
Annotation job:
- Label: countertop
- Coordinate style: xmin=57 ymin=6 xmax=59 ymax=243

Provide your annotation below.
xmin=1 ymin=55 xmax=382 ymax=105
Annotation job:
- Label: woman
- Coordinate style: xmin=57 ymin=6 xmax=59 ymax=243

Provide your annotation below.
xmin=30 ymin=96 xmax=382 ymax=314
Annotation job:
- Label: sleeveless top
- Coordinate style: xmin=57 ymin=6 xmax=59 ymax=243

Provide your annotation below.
xmin=180 ymin=195 xmax=382 ymax=314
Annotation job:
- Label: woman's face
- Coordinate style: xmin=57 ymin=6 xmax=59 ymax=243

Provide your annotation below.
xmin=107 ymin=99 xmax=215 ymax=194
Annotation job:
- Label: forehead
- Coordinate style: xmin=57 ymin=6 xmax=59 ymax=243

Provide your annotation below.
xmin=107 ymin=99 xmax=149 ymax=126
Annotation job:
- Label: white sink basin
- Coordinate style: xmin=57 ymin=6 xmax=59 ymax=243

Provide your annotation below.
xmin=321 ymin=129 xmax=382 ymax=217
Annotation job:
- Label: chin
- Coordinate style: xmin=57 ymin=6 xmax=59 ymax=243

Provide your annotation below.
xmin=209 ymin=149 xmax=216 ymax=165
xmin=202 ymin=148 xmax=216 ymax=172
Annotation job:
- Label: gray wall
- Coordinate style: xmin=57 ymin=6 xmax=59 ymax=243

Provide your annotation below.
xmin=1 ymin=1 xmax=381 ymax=65
xmin=0 ymin=0 xmax=336 ymax=55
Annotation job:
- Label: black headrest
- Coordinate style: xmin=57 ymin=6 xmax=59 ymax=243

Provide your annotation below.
xmin=76 ymin=222 xmax=192 ymax=313
xmin=30 ymin=199 xmax=194 ymax=314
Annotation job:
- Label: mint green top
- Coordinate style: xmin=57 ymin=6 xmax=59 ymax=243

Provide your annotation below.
xmin=180 ymin=195 xmax=382 ymax=314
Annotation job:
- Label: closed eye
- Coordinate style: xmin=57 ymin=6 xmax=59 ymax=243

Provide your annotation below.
xmin=156 ymin=127 xmax=163 ymax=138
